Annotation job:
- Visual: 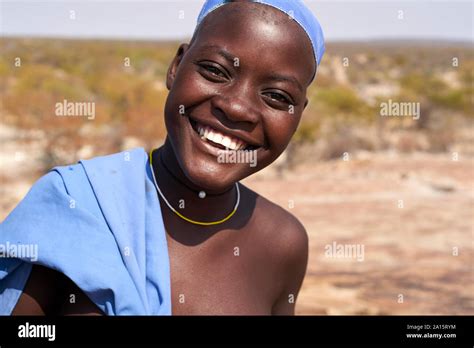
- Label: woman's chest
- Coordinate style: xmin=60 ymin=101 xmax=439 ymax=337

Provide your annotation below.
xmin=166 ymin=231 xmax=276 ymax=315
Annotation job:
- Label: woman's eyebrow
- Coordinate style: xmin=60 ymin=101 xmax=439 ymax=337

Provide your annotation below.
xmin=199 ymin=44 xmax=236 ymax=65
xmin=267 ymin=73 xmax=303 ymax=93
xmin=198 ymin=44 xmax=304 ymax=92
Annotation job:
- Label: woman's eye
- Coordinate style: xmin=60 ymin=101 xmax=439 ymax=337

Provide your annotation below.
xmin=198 ymin=63 xmax=227 ymax=80
xmin=205 ymin=66 xmax=225 ymax=76
xmin=264 ymin=91 xmax=292 ymax=105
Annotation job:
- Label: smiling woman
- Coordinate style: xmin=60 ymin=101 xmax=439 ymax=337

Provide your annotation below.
xmin=0 ymin=0 xmax=325 ymax=315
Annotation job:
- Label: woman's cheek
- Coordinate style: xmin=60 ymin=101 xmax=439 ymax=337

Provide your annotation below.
xmin=268 ymin=115 xmax=299 ymax=150
xmin=193 ymin=75 xmax=222 ymax=97
xmin=176 ymin=72 xmax=216 ymax=104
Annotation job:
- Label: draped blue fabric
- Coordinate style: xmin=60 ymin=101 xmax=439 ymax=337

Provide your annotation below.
xmin=0 ymin=148 xmax=171 ymax=315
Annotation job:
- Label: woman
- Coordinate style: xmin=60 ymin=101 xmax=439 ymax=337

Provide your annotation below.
xmin=0 ymin=0 xmax=325 ymax=315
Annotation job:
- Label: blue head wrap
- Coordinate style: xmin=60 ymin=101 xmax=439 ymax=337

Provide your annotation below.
xmin=196 ymin=0 xmax=325 ymax=78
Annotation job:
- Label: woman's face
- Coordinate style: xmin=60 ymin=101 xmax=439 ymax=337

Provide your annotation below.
xmin=164 ymin=2 xmax=315 ymax=191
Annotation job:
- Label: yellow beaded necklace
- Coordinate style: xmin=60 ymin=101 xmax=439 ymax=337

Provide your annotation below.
xmin=149 ymin=149 xmax=240 ymax=226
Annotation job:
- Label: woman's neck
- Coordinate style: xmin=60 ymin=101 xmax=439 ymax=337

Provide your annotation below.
xmin=152 ymin=138 xmax=238 ymax=223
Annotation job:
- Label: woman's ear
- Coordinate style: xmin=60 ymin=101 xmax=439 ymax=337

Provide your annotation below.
xmin=166 ymin=43 xmax=190 ymax=90
xmin=303 ymin=98 xmax=309 ymax=110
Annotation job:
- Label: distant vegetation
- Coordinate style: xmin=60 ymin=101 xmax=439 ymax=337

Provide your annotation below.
xmin=0 ymin=38 xmax=472 ymax=170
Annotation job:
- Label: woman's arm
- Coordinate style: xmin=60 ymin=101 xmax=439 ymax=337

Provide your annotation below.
xmin=11 ymin=265 xmax=64 ymax=315
xmin=11 ymin=264 xmax=103 ymax=316
xmin=271 ymin=220 xmax=309 ymax=315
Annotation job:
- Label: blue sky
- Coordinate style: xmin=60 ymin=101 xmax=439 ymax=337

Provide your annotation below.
xmin=1 ymin=0 xmax=472 ymax=41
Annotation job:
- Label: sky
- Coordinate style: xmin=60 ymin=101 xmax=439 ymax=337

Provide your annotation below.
xmin=0 ymin=0 xmax=472 ymax=41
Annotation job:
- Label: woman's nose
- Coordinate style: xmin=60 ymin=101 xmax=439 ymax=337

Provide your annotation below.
xmin=210 ymin=87 xmax=260 ymax=125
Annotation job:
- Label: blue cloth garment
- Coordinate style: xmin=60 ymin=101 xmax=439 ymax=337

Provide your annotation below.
xmin=197 ymin=0 xmax=325 ymax=73
xmin=0 ymin=148 xmax=172 ymax=315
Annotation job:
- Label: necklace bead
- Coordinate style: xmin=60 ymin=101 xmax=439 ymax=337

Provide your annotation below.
xmin=149 ymin=149 xmax=239 ymax=226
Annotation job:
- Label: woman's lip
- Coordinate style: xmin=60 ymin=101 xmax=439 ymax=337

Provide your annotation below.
xmin=188 ymin=116 xmax=233 ymax=157
xmin=186 ymin=115 xmax=261 ymax=158
xmin=189 ymin=116 xmax=262 ymax=149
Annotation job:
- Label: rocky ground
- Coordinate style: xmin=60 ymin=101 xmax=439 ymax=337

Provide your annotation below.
xmin=243 ymin=151 xmax=473 ymax=315
xmin=1 ymin=150 xmax=473 ymax=315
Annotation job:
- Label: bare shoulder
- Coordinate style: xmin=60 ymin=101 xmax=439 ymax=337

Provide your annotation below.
xmin=240 ymin=184 xmax=309 ymax=313
xmin=242 ymin=184 xmax=309 ymax=261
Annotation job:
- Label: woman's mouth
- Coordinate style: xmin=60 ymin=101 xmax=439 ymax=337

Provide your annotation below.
xmin=189 ymin=118 xmax=257 ymax=151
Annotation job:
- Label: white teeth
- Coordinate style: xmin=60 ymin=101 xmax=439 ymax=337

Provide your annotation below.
xmin=222 ymin=136 xmax=231 ymax=149
xmin=214 ymin=133 xmax=223 ymax=144
xmin=195 ymin=123 xmax=247 ymax=150
xmin=208 ymin=130 xmax=217 ymax=143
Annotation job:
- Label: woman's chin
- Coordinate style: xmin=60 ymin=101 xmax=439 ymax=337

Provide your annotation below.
xmin=180 ymin=160 xmax=242 ymax=193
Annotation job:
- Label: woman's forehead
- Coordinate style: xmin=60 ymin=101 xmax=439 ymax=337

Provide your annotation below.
xmin=191 ymin=2 xmax=316 ymax=85
xmin=195 ymin=2 xmax=301 ymax=37
xmin=195 ymin=0 xmax=326 ymax=79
